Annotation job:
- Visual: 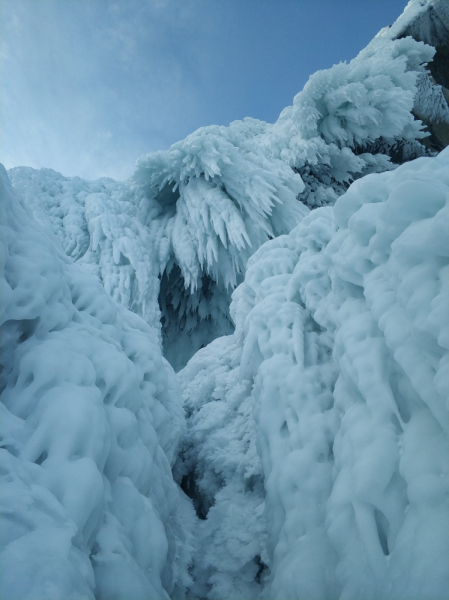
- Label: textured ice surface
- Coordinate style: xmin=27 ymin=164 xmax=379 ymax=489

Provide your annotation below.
xmin=9 ymin=140 xmax=308 ymax=372
xmin=259 ymin=34 xmax=435 ymax=207
xmin=8 ymin=167 xmax=163 ymax=338
xmin=134 ymin=118 xmax=309 ymax=369
xmin=0 ymin=166 xmax=195 ymax=600
xmin=10 ymin=26 xmax=439 ymax=371
xmin=2 ymin=2 xmax=448 ymax=597
xmin=378 ymin=0 xmax=449 ymax=49
xmin=179 ymin=148 xmax=449 ymax=600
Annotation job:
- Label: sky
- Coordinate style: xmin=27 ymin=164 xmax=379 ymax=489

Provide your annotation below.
xmin=1 ymin=0 xmax=410 ymax=181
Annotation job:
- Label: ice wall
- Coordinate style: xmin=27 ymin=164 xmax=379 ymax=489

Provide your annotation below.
xmin=10 ymin=29 xmax=440 ymax=372
xmin=178 ymin=148 xmax=449 ymax=600
xmin=8 ymin=167 xmax=163 ymax=336
xmin=10 ymin=137 xmax=308 ymax=372
xmin=129 ymin=118 xmax=309 ymax=369
xmin=0 ymin=165 xmax=195 ymax=600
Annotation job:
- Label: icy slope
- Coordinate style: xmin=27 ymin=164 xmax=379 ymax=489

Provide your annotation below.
xmin=0 ymin=165 xmax=195 ymax=600
xmin=178 ymin=148 xmax=449 ymax=600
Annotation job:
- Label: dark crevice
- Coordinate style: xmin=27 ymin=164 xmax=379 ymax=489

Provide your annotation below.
xmin=255 ymin=555 xmax=268 ymax=584
xmin=181 ymin=473 xmax=208 ymax=520
xmin=374 ymin=507 xmax=390 ymax=556
xmin=35 ymin=451 xmax=48 ymax=466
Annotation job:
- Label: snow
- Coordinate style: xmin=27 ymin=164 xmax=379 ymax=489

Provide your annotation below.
xmin=129 ymin=118 xmax=309 ymax=369
xmin=7 ymin=167 xmax=163 ymax=340
xmin=10 ymin=28 xmax=441 ymax=371
xmin=178 ymin=148 xmax=449 ymax=599
xmin=0 ymin=165 xmax=195 ymax=600
xmin=259 ymin=34 xmax=435 ymax=207
xmin=2 ymin=1 xmax=448 ymax=596
xmin=377 ymin=0 xmax=449 ymax=50
xmin=10 ymin=127 xmax=309 ymax=371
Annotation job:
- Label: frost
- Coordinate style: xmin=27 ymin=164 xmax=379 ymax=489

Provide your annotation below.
xmin=259 ymin=35 xmax=435 ymax=207
xmin=10 ymin=29 xmax=441 ymax=371
xmin=2 ymin=2 xmax=448 ymax=596
xmin=10 ymin=124 xmax=309 ymax=371
xmin=0 ymin=166 xmax=195 ymax=600
xmin=133 ymin=119 xmax=308 ymax=369
xmin=179 ymin=148 xmax=449 ymax=599
xmin=8 ymin=167 xmax=163 ymax=340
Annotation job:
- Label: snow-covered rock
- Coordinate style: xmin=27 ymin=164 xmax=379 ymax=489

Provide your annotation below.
xmin=9 ymin=140 xmax=308 ymax=372
xmin=380 ymin=0 xmax=449 ymax=152
xmin=179 ymin=147 xmax=449 ymax=600
xmin=0 ymin=165 xmax=195 ymax=600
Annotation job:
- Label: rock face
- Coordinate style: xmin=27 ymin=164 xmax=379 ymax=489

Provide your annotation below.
xmin=391 ymin=0 xmax=449 ymax=151
xmin=395 ymin=0 xmax=449 ymax=89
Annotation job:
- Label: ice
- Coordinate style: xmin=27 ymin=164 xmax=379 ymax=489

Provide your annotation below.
xmin=2 ymin=1 xmax=448 ymax=596
xmin=130 ymin=119 xmax=309 ymax=369
xmin=377 ymin=0 xmax=449 ymax=50
xmin=10 ymin=25 xmax=441 ymax=371
xmin=0 ymin=165 xmax=195 ymax=600
xmin=179 ymin=148 xmax=449 ymax=599
xmin=8 ymin=167 xmax=163 ymax=339
xmin=10 ymin=131 xmax=308 ymax=371
xmin=259 ymin=34 xmax=436 ymax=208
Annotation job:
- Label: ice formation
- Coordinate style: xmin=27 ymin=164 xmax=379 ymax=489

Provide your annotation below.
xmin=10 ymin=133 xmax=308 ymax=372
xmin=133 ymin=119 xmax=308 ymax=369
xmin=7 ymin=168 xmax=164 ymax=337
xmin=383 ymin=0 xmax=449 ymax=152
xmin=178 ymin=147 xmax=449 ymax=600
xmin=1 ymin=0 xmax=448 ymax=598
xmin=0 ymin=166 xmax=195 ymax=600
xmin=10 ymin=14 xmax=443 ymax=371
xmin=259 ymin=33 xmax=437 ymax=207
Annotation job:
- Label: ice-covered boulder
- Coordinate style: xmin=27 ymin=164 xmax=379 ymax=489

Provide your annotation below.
xmin=178 ymin=148 xmax=449 ymax=600
xmin=0 ymin=165 xmax=195 ymax=600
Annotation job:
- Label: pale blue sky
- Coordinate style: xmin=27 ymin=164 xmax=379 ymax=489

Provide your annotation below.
xmin=1 ymin=0 xmax=408 ymax=181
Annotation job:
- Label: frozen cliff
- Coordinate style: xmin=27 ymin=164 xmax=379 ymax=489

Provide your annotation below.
xmin=0 ymin=166 xmax=195 ymax=599
xmin=1 ymin=0 xmax=448 ymax=599
xmin=179 ymin=147 xmax=449 ymax=600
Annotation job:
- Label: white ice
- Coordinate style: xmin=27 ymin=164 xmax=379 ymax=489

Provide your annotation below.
xmin=1 ymin=0 xmax=448 ymax=597
xmin=10 ymin=24 xmax=438 ymax=371
xmin=179 ymin=148 xmax=449 ymax=600
xmin=0 ymin=166 xmax=195 ymax=600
